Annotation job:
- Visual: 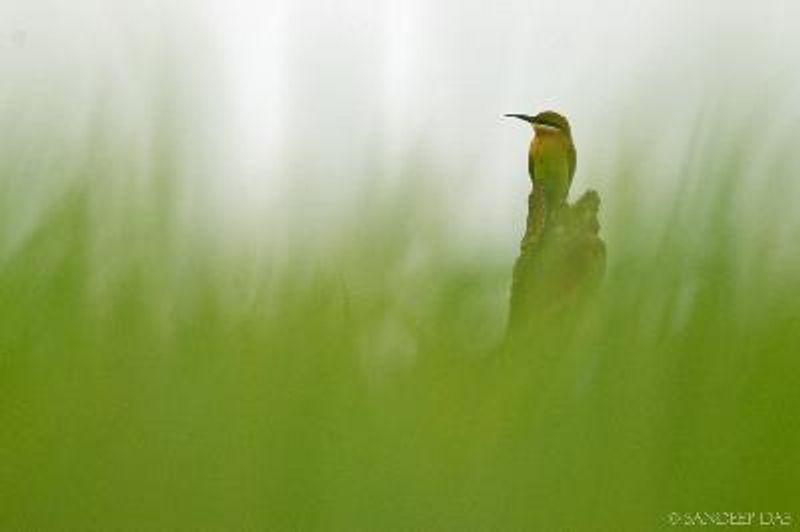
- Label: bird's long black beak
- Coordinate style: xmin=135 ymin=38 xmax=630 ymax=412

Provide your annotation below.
xmin=504 ymin=113 xmax=536 ymax=124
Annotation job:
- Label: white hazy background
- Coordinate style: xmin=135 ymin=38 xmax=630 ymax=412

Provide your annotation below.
xmin=2 ymin=0 xmax=799 ymax=257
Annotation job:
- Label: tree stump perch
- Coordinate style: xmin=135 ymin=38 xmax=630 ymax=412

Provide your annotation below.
xmin=507 ymin=187 xmax=606 ymax=337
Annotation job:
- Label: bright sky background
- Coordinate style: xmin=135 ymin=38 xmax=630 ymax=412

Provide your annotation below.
xmin=2 ymin=0 xmax=799 ymax=254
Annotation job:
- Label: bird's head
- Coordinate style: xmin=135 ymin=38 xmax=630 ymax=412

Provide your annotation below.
xmin=505 ymin=110 xmax=571 ymax=138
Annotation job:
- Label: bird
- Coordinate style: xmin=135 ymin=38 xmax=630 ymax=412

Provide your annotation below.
xmin=504 ymin=111 xmax=576 ymax=254
xmin=505 ymin=110 xmax=576 ymax=219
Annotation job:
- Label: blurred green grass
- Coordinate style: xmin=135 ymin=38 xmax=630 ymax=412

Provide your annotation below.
xmin=0 ymin=99 xmax=799 ymax=531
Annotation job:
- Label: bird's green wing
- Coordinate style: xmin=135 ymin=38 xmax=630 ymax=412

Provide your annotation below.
xmin=567 ymin=142 xmax=577 ymax=186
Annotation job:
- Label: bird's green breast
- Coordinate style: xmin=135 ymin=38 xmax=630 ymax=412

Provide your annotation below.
xmin=529 ymin=133 xmax=574 ymax=207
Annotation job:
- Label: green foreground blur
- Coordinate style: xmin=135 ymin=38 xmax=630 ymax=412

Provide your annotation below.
xmin=0 ymin=96 xmax=798 ymax=530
